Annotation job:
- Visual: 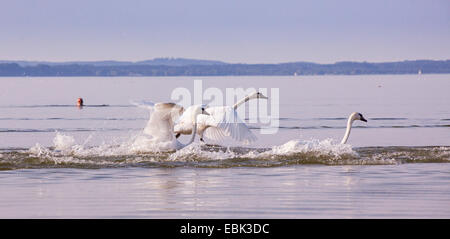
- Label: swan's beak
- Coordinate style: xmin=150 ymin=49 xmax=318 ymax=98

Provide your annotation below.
xmin=360 ymin=116 xmax=367 ymax=122
xmin=257 ymin=93 xmax=268 ymax=99
xmin=256 ymin=92 xmax=269 ymax=99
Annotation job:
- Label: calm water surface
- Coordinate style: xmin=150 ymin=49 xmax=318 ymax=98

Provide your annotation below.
xmin=0 ymin=75 xmax=449 ymax=218
xmin=1 ymin=165 xmax=449 ymax=218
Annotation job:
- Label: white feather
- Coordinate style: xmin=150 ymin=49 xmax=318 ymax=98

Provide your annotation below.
xmin=197 ymin=106 xmax=257 ymax=142
xmin=131 ymin=100 xmax=203 ymax=150
xmin=173 ymin=91 xmax=267 ymax=143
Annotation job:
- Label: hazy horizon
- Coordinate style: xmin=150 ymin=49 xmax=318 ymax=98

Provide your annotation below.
xmin=1 ymin=57 xmax=449 ymax=65
xmin=1 ymin=0 xmax=449 ymax=64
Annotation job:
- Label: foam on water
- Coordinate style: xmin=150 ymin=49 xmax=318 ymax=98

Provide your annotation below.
xmin=267 ymin=138 xmax=355 ymax=156
xmin=0 ymin=132 xmax=448 ymax=170
xmin=26 ymin=133 xmax=355 ymax=162
xmin=168 ymin=143 xmax=238 ymax=161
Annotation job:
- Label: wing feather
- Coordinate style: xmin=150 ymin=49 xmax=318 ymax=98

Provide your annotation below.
xmin=202 ymin=106 xmax=257 ymax=143
xmin=131 ymin=100 xmax=184 ymax=141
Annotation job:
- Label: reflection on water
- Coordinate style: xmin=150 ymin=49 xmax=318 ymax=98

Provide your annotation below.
xmin=0 ymin=165 xmax=449 ymax=218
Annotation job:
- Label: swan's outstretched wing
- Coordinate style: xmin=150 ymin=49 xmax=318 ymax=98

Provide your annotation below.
xmin=155 ymin=102 xmax=185 ymax=124
xmin=131 ymin=100 xmax=184 ymax=141
xmin=196 ymin=114 xmax=227 ymax=141
xmin=132 ymin=100 xmax=184 ymax=126
xmin=201 ymin=106 xmax=257 ymax=143
xmin=203 ymin=125 xmax=228 ymax=141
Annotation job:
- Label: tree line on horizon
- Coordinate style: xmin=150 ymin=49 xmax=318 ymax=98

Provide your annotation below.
xmin=0 ymin=60 xmax=448 ymax=76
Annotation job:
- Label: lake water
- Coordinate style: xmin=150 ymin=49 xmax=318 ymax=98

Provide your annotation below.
xmin=0 ymin=74 xmax=449 ymax=218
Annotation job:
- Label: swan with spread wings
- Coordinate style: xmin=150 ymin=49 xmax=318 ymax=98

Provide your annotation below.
xmin=173 ymin=92 xmax=268 ymax=143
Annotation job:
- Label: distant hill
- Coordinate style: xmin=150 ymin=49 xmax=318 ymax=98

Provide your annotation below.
xmin=0 ymin=57 xmax=228 ymax=67
xmin=0 ymin=59 xmax=448 ymax=76
xmin=135 ymin=58 xmax=228 ymax=66
xmin=0 ymin=60 xmax=130 ymax=67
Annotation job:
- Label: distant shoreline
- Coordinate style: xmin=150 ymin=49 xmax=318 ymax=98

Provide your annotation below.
xmin=0 ymin=59 xmax=449 ymax=77
xmin=1 ymin=73 xmax=448 ymax=78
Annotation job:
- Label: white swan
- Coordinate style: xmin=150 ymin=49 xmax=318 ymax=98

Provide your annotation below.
xmin=174 ymin=91 xmax=268 ymax=143
xmin=340 ymin=112 xmax=367 ymax=144
xmin=134 ymin=101 xmax=209 ymax=150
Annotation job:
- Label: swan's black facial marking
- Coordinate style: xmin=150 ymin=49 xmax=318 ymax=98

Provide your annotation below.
xmin=359 ymin=113 xmax=367 ymax=122
xmin=256 ymin=92 xmax=268 ymax=99
xmin=201 ymin=107 xmax=210 ymax=115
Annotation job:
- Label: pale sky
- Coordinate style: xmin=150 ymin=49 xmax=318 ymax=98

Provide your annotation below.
xmin=1 ymin=0 xmax=449 ymax=63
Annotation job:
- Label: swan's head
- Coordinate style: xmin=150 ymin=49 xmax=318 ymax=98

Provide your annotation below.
xmin=200 ymin=106 xmax=209 ymax=115
xmin=350 ymin=112 xmax=367 ymax=122
xmin=249 ymin=91 xmax=268 ymax=100
xmin=341 ymin=112 xmax=367 ymax=144
xmin=190 ymin=105 xmax=210 ymax=122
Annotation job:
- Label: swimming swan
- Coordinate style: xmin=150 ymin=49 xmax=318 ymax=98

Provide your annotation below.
xmin=340 ymin=112 xmax=367 ymax=144
xmin=174 ymin=92 xmax=268 ymax=143
xmin=135 ymin=101 xmax=209 ymax=150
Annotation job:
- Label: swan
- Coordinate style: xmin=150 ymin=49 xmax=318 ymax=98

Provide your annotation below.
xmin=134 ymin=101 xmax=209 ymax=150
xmin=340 ymin=112 xmax=367 ymax=144
xmin=173 ymin=91 xmax=268 ymax=143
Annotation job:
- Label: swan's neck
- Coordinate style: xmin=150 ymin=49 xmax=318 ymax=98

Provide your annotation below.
xmin=233 ymin=96 xmax=251 ymax=109
xmin=340 ymin=117 xmax=354 ymax=144
xmin=185 ymin=121 xmax=197 ymax=146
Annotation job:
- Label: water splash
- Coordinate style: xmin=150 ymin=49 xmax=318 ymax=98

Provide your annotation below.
xmin=268 ymin=138 xmax=355 ymax=156
xmin=53 ymin=132 xmax=76 ymax=151
xmin=0 ymin=133 xmax=449 ymax=170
